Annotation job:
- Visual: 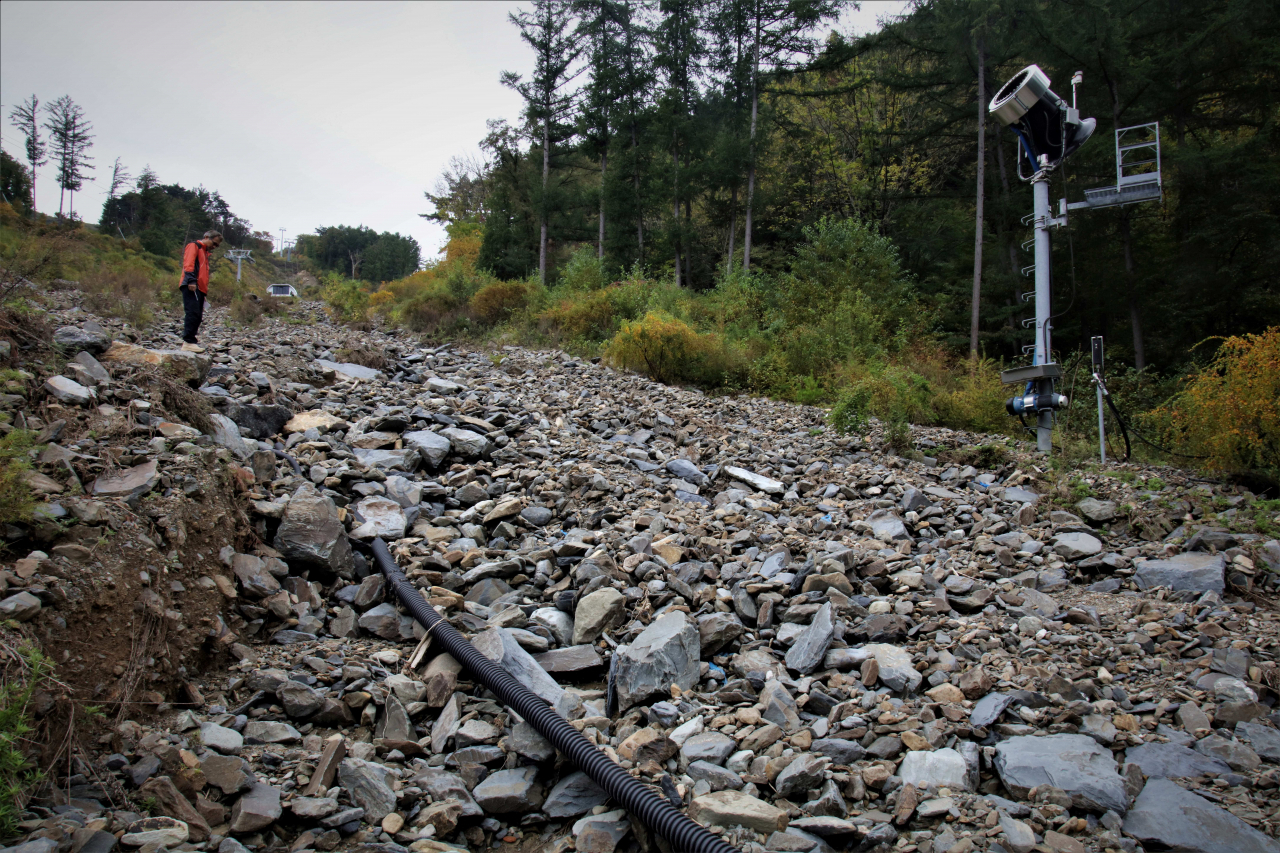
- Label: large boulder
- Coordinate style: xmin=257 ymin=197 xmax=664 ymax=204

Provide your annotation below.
xmin=1124 ymin=777 xmax=1277 ymax=853
xmin=1134 ymin=553 xmax=1225 ymax=594
xmin=994 ymin=734 xmax=1127 ymax=814
xmin=337 ymin=758 xmax=396 ymax=823
xmin=53 ymin=323 xmax=111 ymax=354
xmin=273 ymin=483 xmax=354 ymax=576
xmin=572 ymin=588 xmax=626 ymax=645
xmin=100 ymin=341 xmax=210 ymax=385
xmin=898 ymin=748 xmax=974 ymax=791
xmin=613 ymin=611 xmax=701 ymax=711
xmin=440 ymin=427 xmax=491 ymax=458
xmin=223 ymin=402 xmax=292 ymax=440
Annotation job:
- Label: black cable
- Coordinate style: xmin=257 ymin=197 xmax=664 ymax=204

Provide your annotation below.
xmin=1100 ymin=387 xmax=1133 ymax=461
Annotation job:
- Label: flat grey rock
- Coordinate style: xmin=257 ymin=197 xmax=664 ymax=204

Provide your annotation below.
xmin=970 ymin=692 xmax=1015 ymax=728
xmin=473 ymin=627 xmax=565 ymax=705
xmin=274 ymin=483 xmax=354 ymax=576
xmin=542 ymin=771 xmax=608 ymax=818
xmin=1236 ymin=722 xmax=1280 ymax=763
xmin=899 ymin=747 xmax=974 ymax=791
xmin=472 ymin=766 xmax=544 ymax=814
xmin=1134 ymin=553 xmax=1225 ymax=594
xmin=785 ymin=601 xmax=835 ymax=675
xmin=994 ymin=733 xmax=1127 ymax=814
xmin=338 ymin=757 xmax=396 ymax=823
xmin=313 ymin=358 xmax=382 ymax=381
xmin=1124 ymin=777 xmax=1278 ymax=853
xmin=403 ymin=429 xmax=451 ymax=468
xmin=1124 ymin=742 xmax=1231 ymax=778
xmin=724 ymin=465 xmax=784 ymax=495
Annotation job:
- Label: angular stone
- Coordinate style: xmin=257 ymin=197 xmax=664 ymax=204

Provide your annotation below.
xmin=200 ymin=754 xmax=253 ymax=795
xmin=774 ymin=753 xmax=829 ymax=798
xmin=243 ymin=720 xmax=302 ymax=743
xmin=994 ymin=734 xmax=1127 ymax=814
xmin=811 ymin=738 xmax=866 ymax=766
xmin=473 ymin=627 xmax=564 ymax=705
xmin=231 ymin=554 xmax=280 ymax=599
xmin=199 ymin=721 xmax=243 ymax=754
xmin=283 ymin=410 xmax=348 ymax=434
xmin=1075 ymin=498 xmax=1118 ymax=523
xmin=1235 ymin=721 xmax=1280 ymax=763
xmin=350 ymin=496 xmax=407 ymax=540
xmin=724 ymin=466 xmax=784 ymax=495
xmin=274 ymin=483 xmax=354 ymax=575
xmin=338 ymin=758 xmax=396 ymax=823
xmin=533 ymin=644 xmax=604 ymax=677
xmin=785 ymin=601 xmax=835 ymax=675
xmin=228 ymin=782 xmax=281 ymax=833
xmin=864 ymin=644 xmax=922 ymax=693
xmin=867 ymin=509 xmax=912 ymax=541
xmin=440 ymin=427 xmax=491 ymax=457
xmin=698 ymin=612 xmax=746 ymax=655
xmin=45 ymin=375 xmax=95 ymax=405
xmin=353 ymin=447 xmax=420 ymax=472
xmin=358 ymin=602 xmax=401 ymax=639
xmin=207 ymin=412 xmax=254 ymax=460
xmin=618 ymin=728 xmax=677 ymax=764
xmin=572 ymin=587 xmax=626 ymax=645
xmin=1134 ymin=553 xmax=1225 ymax=594
xmin=613 ymin=611 xmax=701 ymax=711
xmin=1124 ymin=743 xmax=1230 ymax=778
xmin=91 ymin=460 xmax=159 ymax=502
xmin=54 ymin=324 xmax=111 ymax=353
xmin=898 ymin=748 xmax=973 ymax=791
xmin=681 ymin=731 xmax=737 ymax=766
xmin=415 ymin=769 xmax=483 ymax=820
xmin=543 ymin=771 xmax=608 ymax=818
xmin=759 ymin=680 xmax=801 ymax=733
xmin=120 ymin=816 xmax=188 ymax=847
xmin=100 ymin=341 xmax=210 ymax=385
xmin=0 ymin=591 xmax=41 ymax=622
xmin=1052 ymin=531 xmax=1103 ymax=560
xmin=1195 ymin=734 xmax=1260 ymax=772
xmin=971 ymin=692 xmax=1015 ymax=728
xmin=690 ymin=790 xmax=788 ymax=833
xmin=1124 ymin=777 xmax=1277 ymax=853
xmin=472 ymin=766 xmax=544 ymax=814
xmin=291 ymin=796 xmax=340 ymax=819
xmin=403 ymin=430 xmax=452 ymax=468
xmin=138 ymin=777 xmax=211 ymax=842
xmin=313 ymin=359 xmax=382 ymax=381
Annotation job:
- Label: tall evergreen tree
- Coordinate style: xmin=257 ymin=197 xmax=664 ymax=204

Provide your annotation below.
xmin=503 ymin=0 xmax=582 ymax=285
xmin=653 ymin=0 xmax=705 ymax=286
xmin=7 ymin=95 xmax=47 ymax=214
xmin=107 ymin=157 xmax=131 ymax=200
xmin=43 ymin=96 xmax=94 ymax=218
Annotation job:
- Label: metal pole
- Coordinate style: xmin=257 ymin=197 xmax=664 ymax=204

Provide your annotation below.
xmin=1091 ymin=336 xmax=1105 ymax=463
xmin=236 ymin=256 xmax=243 ymax=282
xmin=1032 ymin=169 xmax=1053 ymax=453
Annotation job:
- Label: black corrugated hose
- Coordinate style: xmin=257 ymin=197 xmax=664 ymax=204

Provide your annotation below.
xmin=368 ymin=537 xmax=740 ymax=853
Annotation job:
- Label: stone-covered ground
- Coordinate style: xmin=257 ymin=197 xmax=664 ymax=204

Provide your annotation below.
xmin=5 ymin=296 xmax=1280 ymax=853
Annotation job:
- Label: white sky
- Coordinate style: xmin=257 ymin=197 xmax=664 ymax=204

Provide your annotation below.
xmin=1 ymin=0 xmax=908 ymax=260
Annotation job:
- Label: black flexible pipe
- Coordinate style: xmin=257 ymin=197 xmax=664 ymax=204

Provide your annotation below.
xmin=273 ymin=444 xmax=303 ymax=476
xmin=368 ymin=537 xmax=740 ymax=853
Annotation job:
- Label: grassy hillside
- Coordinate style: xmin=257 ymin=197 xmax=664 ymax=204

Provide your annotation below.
xmin=0 ymin=202 xmax=304 ymax=331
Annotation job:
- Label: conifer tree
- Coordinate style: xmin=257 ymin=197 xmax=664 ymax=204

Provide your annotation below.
xmin=8 ymin=95 xmax=47 ymax=214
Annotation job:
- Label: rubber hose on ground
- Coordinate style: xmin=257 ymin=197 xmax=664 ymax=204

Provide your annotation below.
xmin=273 ymin=444 xmax=303 ymax=477
xmin=369 ymin=538 xmax=740 ymax=853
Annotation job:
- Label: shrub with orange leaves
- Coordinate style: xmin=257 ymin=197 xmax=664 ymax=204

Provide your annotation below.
xmin=470 ymin=280 xmax=533 ymax=325
xmin=1149 ymin=327 xmax=1280 ymax=481
xmin=603 ymin=311 xmax=745 ymax=387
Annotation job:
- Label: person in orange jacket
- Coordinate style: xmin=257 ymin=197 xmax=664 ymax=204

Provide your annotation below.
xmin=178 ymin=230 xmax=223 ymax=352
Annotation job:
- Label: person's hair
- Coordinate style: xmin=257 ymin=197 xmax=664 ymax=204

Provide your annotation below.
xmin=203 ymin=230 xmax=224 ymax=241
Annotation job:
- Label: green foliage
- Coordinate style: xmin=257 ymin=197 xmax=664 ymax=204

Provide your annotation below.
xmin=603 ymin=311 xmax=743 ymax=387
xmin=558 ymin=246 xmax=608 ymax=292
xmin=1 ymin=644 xmax=54 ymax=839
xmin=100 ymin=169 xmax=264 ymax=257
xmin=0 ymin=154 xmax=33 ymax=214
xmin=0 ymin=430 xmax=36 ymax=528
xmin=320 ymin=273 xmax=372 ymax=325
xmin=297 ymin=225 xmax=421 ymax=282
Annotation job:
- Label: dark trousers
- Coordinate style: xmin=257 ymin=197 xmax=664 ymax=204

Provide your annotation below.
xmin=182 ymin=286 xmax=206 ymax=343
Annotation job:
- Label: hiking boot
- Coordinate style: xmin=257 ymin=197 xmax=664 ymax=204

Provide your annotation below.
xmin=181 ymin=343 xmax=206 ymax=353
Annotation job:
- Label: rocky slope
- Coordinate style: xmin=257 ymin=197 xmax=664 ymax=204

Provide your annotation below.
xmin=5 ymin=295 xmax=1280 ymax=853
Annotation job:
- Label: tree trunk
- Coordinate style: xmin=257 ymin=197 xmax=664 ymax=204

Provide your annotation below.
xmin=632 ymin=122 xmax=643 ymax=264
xmin=727 ymin=185 xmax=737 ymax=275
xmin=673 ymin=145 xmax=682 ymax=288
xmin=598 ymin=150 xmax=607 ymax=260
xmin=540 ymin=118 xmax=550 ymax=286
xmin=969 ymin=36 xmax=986 ymax=360
xmin=742 ymin=35 xmax=760 ymax=271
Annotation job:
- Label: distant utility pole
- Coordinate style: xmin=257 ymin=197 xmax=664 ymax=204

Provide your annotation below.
xmin=278 ymin=227 xmax=286 ymax=256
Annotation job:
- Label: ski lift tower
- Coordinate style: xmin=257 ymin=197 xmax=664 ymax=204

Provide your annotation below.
xmin=227 ymin=248 xmax=254 ymax=282
xmin=987 ymin=66 xmax=1162 ymax=455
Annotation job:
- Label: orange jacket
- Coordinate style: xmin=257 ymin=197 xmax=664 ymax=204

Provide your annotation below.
xmin=180 ymin=241 xmax=211 ymax=294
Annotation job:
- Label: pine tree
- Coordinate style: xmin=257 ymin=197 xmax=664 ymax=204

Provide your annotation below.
xmin=42 ymin=96 xmax=94 ymax=218
xmin=8 ymin=95 xmax=47 ymax=214
xmin=503 ymin=0 xmax=582 ymax=285
xmin=107 ymin=157 xmax=131 ymax=200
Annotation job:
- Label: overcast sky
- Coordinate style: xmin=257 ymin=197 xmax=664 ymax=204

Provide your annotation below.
xmin=1 ymin=1 xmax=908 ymax=260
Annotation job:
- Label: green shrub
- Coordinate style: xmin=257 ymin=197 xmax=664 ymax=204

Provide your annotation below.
xmin=470 ymin=279 xmax=535 ymax=325
xmin=0 ymin=430 xmax=35 ymax=528
xmin=603 ymin=311 xmax=742 ymax=387
xmin=320 ymin=273 xmax=371 ymax=325
xmin=1 ymin=644 xmax=54 ymax=838
xmin=558 ymin=246 xmax=608 ymax=292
